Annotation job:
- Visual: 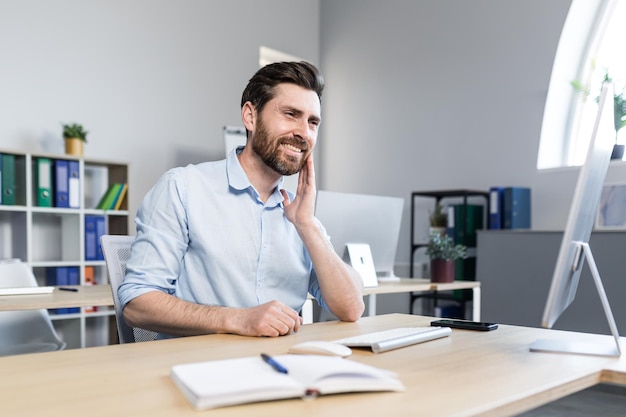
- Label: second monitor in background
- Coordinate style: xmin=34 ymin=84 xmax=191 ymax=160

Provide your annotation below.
xmin=315 ymin=190 xmax=405 ymax=283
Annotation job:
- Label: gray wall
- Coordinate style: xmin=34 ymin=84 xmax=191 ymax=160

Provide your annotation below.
xmin=0 ymin=0 xmax=320 ymax=224
xmin=319 ymin=0 xmax=574 ymax=276
xmin=477 ymin=230 xmax=626 ymax=335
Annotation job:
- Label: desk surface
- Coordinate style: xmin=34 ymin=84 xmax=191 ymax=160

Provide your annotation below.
xmin=0 ymin=285 xmax=113 ymax=311
xmin=0 ymin=279 xmax=479 ymax=311
xmin=366 ymin=278 xmax=480 ymax=295
xmin=1 ymin=313 xmax=624 ymax=417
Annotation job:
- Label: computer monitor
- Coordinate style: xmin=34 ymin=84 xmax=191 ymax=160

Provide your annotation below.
xmin=315 ymin=190 xmax=405 ymax=281
xmin=530 ymin=82 xmax=621 ymax=357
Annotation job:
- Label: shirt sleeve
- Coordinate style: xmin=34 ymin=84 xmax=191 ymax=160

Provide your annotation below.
xmin=117 ymin=168 xmax=189 ymax=309
xmin=306 ymin=217 xmax=331 ymax=313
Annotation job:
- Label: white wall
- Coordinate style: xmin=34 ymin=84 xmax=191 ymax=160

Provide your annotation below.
xmin=319 ymin=0 xmax=626 ymax=276
xmin=0 ymin=0 xmax=320 ymax=226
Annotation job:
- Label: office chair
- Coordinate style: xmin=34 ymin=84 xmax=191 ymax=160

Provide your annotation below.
xmin=100 ymin=235 xmax=158 ymax=344
xmin=0 ymin=260 xmax=66 ymax=356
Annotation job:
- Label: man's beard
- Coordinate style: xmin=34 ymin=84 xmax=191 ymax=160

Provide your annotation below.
xmin=251 ymin=118 xmax=309 ymax=176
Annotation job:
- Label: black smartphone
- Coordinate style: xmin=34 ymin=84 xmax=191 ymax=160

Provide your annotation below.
xmin=430 ymin=319 xmax=498 ymax=331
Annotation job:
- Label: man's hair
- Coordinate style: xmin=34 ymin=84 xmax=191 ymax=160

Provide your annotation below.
xmin=240 ymin=61 xmax=324 ymax=113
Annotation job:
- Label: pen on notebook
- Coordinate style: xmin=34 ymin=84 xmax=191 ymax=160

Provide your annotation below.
xmin=260 ymin=353 xmax=288 ymax=374
xmin=58 ymin=287 xmax=78 ymax=292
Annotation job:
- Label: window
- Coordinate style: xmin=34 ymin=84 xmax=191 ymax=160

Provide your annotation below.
xmin=538 ymin=0 xmax=624 ymax=169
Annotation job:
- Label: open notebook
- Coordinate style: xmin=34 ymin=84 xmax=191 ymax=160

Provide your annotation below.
xmin=170 ymin=354 xmax=404 ymax=410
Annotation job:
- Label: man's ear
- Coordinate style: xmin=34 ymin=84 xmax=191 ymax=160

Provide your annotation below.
xmin=241 ymin=102 xmax=256 ymax=132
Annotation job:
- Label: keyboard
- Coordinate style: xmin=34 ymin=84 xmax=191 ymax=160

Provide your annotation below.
xmin=0 ymin=286 xmax=54 ymax=296
xmin=333 ymin=326 xmax=452 ymax=353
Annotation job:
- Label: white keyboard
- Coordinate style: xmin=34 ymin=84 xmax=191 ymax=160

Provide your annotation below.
xmin=0 ymin=286 xmax=54 ymax=296
xmin=333 ymin=326 xmax=452 ymax=353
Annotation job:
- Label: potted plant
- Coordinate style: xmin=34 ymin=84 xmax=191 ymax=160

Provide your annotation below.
xmin=612 ymin=88 xmax=626 ymax=159
xmin=428 ymin=203 xmax=448 ymax=235
xmin=62 ymin=123 xmax=88 ymax=157
xmin=572 ymin=71 xmax=626 ymax=159
xmin=425 ymin=231 xmax=467 ymax=283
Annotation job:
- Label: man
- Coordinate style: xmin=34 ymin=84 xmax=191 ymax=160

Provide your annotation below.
xmin=118 ymin=61 xmax=365 ymax=338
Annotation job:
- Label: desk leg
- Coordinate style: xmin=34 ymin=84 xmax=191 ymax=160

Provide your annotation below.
xmin=472 ymin=287 xmax=481 ymax=321
xmin=368 ymin=294 xmax=377 ymax=317
xmin=302 ymin=299 xmax=313 ymax=324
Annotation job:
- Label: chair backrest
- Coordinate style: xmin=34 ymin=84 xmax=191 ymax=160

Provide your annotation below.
xmin=100 ymin=235 xmax=158 ymax=344
xmin=0 ymin=260 xmax=66 ymax=356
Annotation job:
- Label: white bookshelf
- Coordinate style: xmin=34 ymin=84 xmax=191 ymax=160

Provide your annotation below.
xmin=0 ymin=148 xmax=130 ymax=349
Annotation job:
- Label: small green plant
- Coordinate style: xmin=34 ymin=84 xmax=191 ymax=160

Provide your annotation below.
xmin=429 ymin=203 xmax=448 ymax=228
xmin=62 ymin=123 xmax=88 ymax=142
xmin=571 ymin=71 xmax=626 ymax=138
xmin=425 ymin=232 xmax=467 ymax=261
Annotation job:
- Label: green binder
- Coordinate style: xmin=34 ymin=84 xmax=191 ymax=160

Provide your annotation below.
xmin=1 ymin=153 xmax=16 ymax=205
xmin=36 ymin=158 xmax=53 ymax=207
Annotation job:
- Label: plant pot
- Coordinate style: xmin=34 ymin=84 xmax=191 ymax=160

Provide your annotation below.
xmin=430 ymin=258 xmax=455 ymax=283
xmin=611 ymin=144 xmax=624 ymax=160
xmin=65 ymin=138 xmax=84 ymax=157
xmin=429 ymin=227 xmax=446 ymax=237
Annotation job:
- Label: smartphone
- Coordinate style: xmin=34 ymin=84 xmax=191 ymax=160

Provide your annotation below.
xmin=430 ymin=319 xmax=498 ymax=331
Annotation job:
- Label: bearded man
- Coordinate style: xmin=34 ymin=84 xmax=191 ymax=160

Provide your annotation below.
xmin=118 ymin=61 xmax=364 ymax=339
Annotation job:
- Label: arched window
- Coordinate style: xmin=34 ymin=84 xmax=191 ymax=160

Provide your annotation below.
xmin=538 ymin=0 xmax=625 ymax=169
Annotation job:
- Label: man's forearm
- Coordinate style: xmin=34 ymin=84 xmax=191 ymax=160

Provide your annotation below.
xmin=297 ymin=223 xmax=365 ymax=321
xmin=123 ymin=291 xmax=230 ymax=336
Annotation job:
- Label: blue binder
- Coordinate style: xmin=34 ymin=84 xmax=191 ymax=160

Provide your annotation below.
xmin=54 ymin=159 xmax=69 ymax=208
xmin=503 ymin=187 xmax=531 ymax=229
xmin=85 ymin=215 xmax=106 ymax=260
xmin=95 ymin=215 xmax=105 ymax=260
xmin=85 ymin=215 xmax=98 ymax=260
xmin=68 ymin=160 xmax=80 ymax=208
xmin=489 ymin=187 xmax=505 ymax=229
xmin=46 ymin=267 xmax=79 ymax=314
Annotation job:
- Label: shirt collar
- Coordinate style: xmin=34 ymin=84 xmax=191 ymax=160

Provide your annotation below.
xmin=226 ymin=146 xmax=285 ymax=207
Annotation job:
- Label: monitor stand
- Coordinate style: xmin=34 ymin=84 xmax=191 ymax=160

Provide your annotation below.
xmin=376 ymin=271 xmax=401 ymax=282
xmin=530 ymin=242 xmax=622 ymax=357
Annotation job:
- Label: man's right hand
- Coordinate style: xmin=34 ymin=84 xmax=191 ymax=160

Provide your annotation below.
xmin=124 ymin=292 xmax=303 ymax=337
xmin=229 ymin=301 xmax=303 ymax=337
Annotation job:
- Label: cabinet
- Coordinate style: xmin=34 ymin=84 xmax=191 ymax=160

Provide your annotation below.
xmin=0 ymin=148 xmax=129 ymax=349
xmin=410 ymin=189 xmax=489 ymax=317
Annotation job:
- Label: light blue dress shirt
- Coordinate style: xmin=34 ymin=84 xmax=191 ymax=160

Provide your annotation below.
xmin=118 ymin=147 xmax=327 ymax=337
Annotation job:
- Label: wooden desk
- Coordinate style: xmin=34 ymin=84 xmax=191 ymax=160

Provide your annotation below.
xmin=1 ymin=313 xmax=624 ymax=417
xmin=0 ymin=285 xmax=113 ymax=311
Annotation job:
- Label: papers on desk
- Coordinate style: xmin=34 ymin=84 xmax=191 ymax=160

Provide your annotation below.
xmin=170 ymin=354 xmax=404 ymax=410
xmin=0 ymin=286 xmax=54 ymax=296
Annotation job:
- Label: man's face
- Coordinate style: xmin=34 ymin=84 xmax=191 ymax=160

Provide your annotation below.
xmin=250 ymin=83 xmax=321 ymax=176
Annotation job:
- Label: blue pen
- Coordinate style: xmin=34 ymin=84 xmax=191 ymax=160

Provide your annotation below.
xmin=260 ymin=353 xmax=288 ymax=374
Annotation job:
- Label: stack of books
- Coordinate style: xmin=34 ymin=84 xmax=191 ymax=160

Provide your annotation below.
xmin=95 ymin=183 xmax=128 ymax=210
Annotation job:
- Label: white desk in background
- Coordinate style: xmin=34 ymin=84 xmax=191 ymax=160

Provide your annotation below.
xmin=0 ymin=285 xmax=113 ymax=311
xmin=0 ymin=279 xmax=481 ymax=324
xmin=301 ymin=278 xmax=481 ymax=323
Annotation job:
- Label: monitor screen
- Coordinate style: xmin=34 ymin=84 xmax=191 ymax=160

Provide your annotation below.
xmin=315 ymin=190 xmax=405 ymax=279
xmin=541 ymin=82 xmax=616 ymax=329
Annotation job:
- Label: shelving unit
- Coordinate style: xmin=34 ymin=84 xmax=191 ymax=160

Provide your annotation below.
xmin=410 ymin=189 xmax=489 ymax=318
xmin=0 ymin=148 xmax=129 ymax=349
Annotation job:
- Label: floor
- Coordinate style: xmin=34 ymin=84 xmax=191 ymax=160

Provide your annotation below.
xmin=517 ymin=384 xmax=626 ymax=417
